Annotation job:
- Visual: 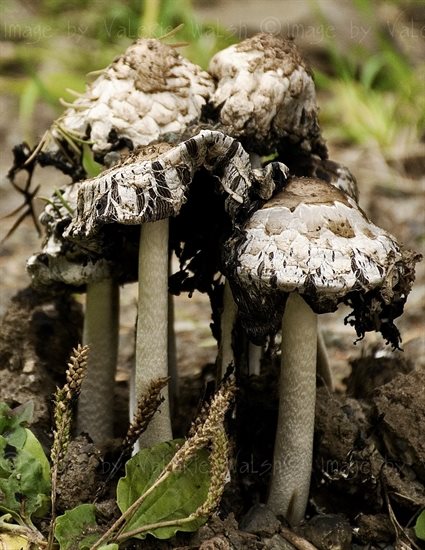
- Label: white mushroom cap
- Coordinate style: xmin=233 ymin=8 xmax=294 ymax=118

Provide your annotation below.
xmin=208 ymin=33 xmax=326 ymax=158
xmin=225 ymin=177 xmax=419 ymax=346
xmin=49 ymin=39 xmax=214 ymax=158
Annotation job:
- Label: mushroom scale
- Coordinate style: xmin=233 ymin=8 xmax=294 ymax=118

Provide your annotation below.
xmin=225 ymin=176 xmax=418 ymax=347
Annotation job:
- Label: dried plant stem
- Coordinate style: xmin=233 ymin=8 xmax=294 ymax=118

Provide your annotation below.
xmin=47 ymin=344 xmax=89 ymax=550
xmin=115 ymin=514 xmax=197 ymax=541
xmin=280 ymin=527 xmax=319 ymax=550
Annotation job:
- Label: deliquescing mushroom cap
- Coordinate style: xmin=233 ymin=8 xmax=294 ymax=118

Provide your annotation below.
xmin=65 ymin=130 xmax=289 ymax=244
xmin=49 ymin=38 xmax=214 ymax=158
xmin=27 ymin=182 xmax=121 ymax=289
xmin=208 ymin=33 xmax=327 ymax=158
xmin=225 ymin=177 xmax=420 ymax=347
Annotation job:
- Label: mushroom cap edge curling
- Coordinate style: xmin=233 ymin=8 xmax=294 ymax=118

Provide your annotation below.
xmin=224 ymin=177 xmax=420 ymax=347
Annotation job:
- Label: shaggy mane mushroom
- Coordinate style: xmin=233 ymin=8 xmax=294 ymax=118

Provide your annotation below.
xmin=224 ymin=176 xmax=420 ymax=524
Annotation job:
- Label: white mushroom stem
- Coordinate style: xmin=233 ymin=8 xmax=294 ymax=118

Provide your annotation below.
xmin=135 ymin=219 xmax=172 ymax=447
xmin=168 ymin=288 xmax=178 ymax=414
xmin=218 ymin=150 xmax=262 ymax=380
xmin=317 ymin=329 xmax=334 ymax=390
xmin=78 ymin=279 xmax=119 ymax=444
xmin=246 ymin=152 xmax=264 ymax=377
xmin=218 ymin=279 xmax=238 ymax=379
xmin=268 ymin=292 xmax=317 ymax=525
xmin=248 ymin=342 xmax=263 ymax=376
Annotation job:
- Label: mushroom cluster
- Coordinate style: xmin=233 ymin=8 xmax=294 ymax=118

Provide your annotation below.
xmin=15 ymin=33 xmax=420 ymax=527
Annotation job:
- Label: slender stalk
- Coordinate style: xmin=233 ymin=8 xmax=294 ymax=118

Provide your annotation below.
xmin=115 ymin=514 xmax=197 ymax=542
xmin=140 ymin=0 xmax=161 ymax=36
xmin=77 ymin=279 xmax=119 ymax=444
xmin=168 ymin=269 xmax=179 ymax=417
xmin=248 ymin=341 xmax=262 ymax=376
xmin=135 ymin=219 xmax=172 ymax=447
xmin=317 ymin=329 xmax=334 ymax=390
xmin=247 ymin=151 xmax=263 ymax=377
xmin=218 ymin=279 xmax=237 ymax=380
xmin=268 ymin=293 xmax=317 ymax=525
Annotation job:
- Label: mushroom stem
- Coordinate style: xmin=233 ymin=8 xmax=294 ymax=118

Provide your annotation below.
xmin=248 ymin=342 xmax=263 ymax=376
xmin=168 ymin=288 xmax=178 ymax=416
xmin=218 ymin=279 xmax=238 ymax=379
xmin=135 ymin=219 xmax=172 ymax=447
xmin=268 ymin=292 xmax=317 ymax=525
xmin=78 ymin=278 xmax=119 ymax=443
xmin=317 ymin=329 xmax=334 ymax=390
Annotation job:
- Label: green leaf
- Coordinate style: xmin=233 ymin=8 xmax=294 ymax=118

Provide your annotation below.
xmin=82 ymin=145 xmax=102 ymax=178
xmin=0 ymin=402 xmax=34 ymax=450
xmin=415 ymin=509 xmax=425 ymax=541
xmin=55 ymin=503 xmax=101 ymax=550
xmin=117 ymin=439 xmax=210 ymax=540
xmin=98 ymin=545 xmax=119 ymax=550
xmin=0 ymin=403 xmax=51 ymax=521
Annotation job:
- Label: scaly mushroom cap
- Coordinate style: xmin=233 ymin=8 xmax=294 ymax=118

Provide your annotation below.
xmin=49 ymin=38 xmax=214 ymax=159
xmin=224 ymin=177 xmax=420 ymax=346
xmin=208 ymin=33 xmax=327 ymax=158
xmin=27 ymin=182 xmax=137 ymax=289
xmin=65 ymin=130 xmax=289 ymax=243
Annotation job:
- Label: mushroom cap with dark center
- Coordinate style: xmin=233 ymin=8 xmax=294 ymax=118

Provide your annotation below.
xmin=208 ymin=33 xmax=327 ymax=158
xmin=224 ymin=177 xmax=420 ymax=346
xmin=283 ymin=154 xmax=359 ymax=202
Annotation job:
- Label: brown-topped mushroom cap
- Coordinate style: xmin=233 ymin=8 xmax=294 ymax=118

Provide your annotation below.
xmin=224 ymin=177 xmax=420 ymax=346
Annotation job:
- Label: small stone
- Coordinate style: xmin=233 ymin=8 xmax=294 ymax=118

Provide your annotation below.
xmin=299 ymin=514 xmax=352 ymax=550
xmin=263 ymin=534 xmax=296 ymax=550
xmin=240 ymin=503 xmax=281 ymax=536
xmin=355 ymin=514 xmax=393 ymax=544
xmin=199 ymin=536 xmax=232 ymax=550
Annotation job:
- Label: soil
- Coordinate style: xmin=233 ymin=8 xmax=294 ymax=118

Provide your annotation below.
xmin=0 ymin=2 xmax=424 ymax=549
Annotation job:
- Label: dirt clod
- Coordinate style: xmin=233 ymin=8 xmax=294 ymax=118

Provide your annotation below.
xmin=372 ymin=369 xmax=425 ymax=482
xmin=56 ymin=434 xmax=102 ymax=512
xmin=298 ymin=514 xmax=352 ymax=550
xmin=240 ymin=504 xmax=281 ymax=536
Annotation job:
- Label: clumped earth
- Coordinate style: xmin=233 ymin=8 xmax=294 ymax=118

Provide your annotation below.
xmin=0 ymin=291 xmax=424 ymax=548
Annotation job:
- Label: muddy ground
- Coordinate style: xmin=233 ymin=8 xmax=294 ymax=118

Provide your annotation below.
xmin=0 ymin=1 xmax=424 ymax=549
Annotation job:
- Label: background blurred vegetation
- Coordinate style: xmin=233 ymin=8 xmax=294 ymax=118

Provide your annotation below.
xmin=1 ymin=0 xmax=424 ymax=155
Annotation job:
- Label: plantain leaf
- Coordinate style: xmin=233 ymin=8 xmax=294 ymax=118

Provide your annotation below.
xmin=0 ymin=403 xmax=51 ymax=521
xmin=54 ymin=503 xmax=101 ymax=550
xmin=415 ymin=509 xmax=425 ymax=541
xmin=117 ymin=439 xmax=210 ymax=540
